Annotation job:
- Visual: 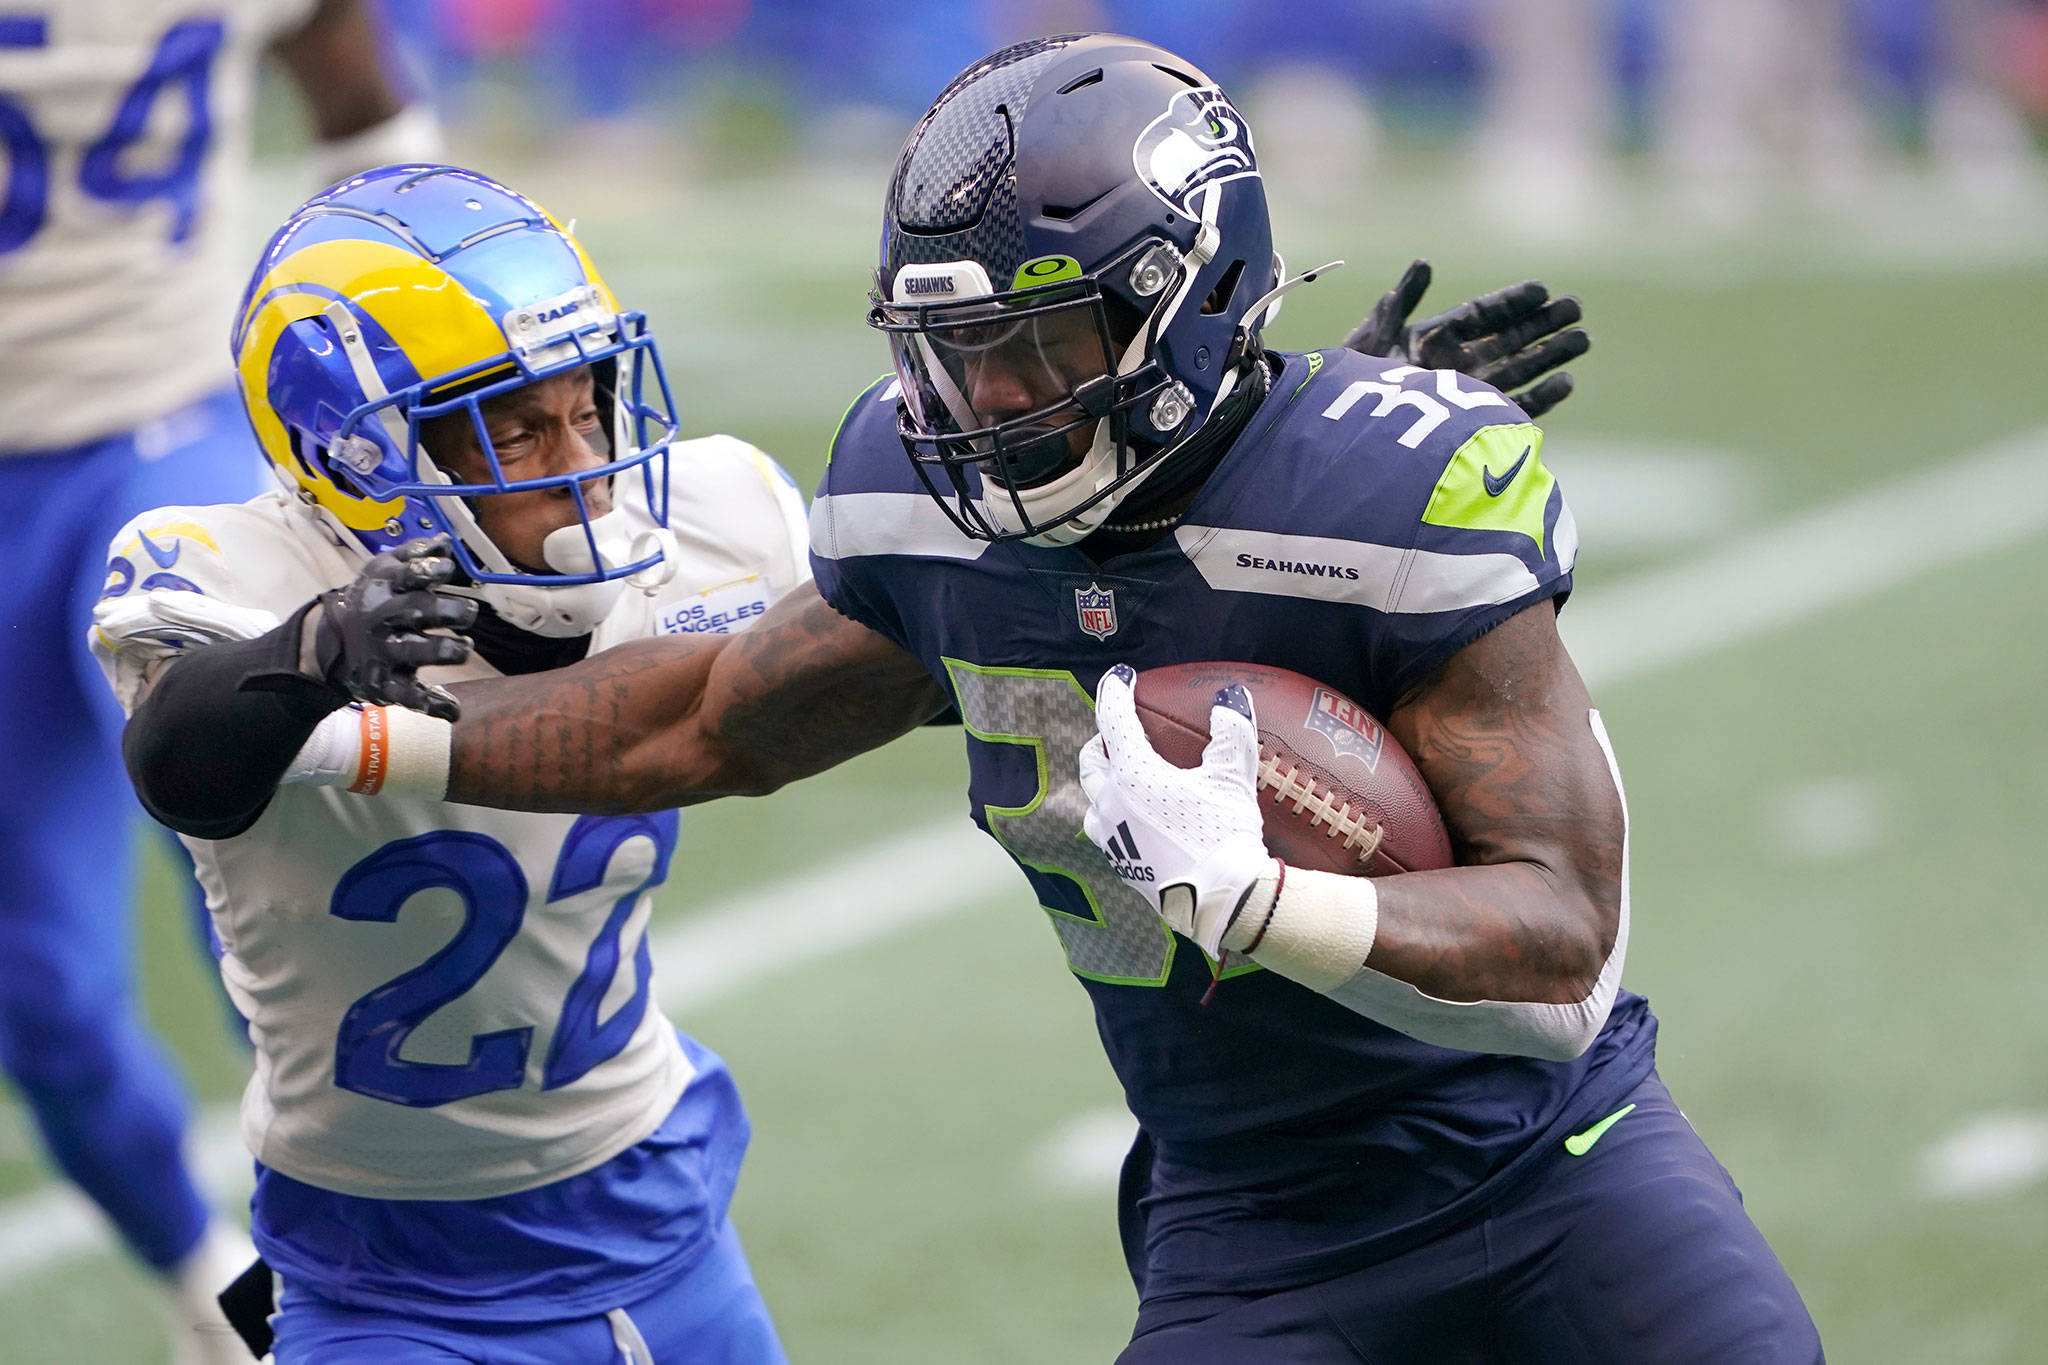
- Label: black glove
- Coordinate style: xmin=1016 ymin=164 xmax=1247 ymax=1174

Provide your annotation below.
xmin=1343 ymin=259 xmax=1591 ymax=420
xmin=310 ymin=535 xmax=478 ymax=721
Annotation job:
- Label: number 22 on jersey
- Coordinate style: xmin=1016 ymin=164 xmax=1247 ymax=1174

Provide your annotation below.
xmin=329 ymin=812 xmax=678 ymax=1108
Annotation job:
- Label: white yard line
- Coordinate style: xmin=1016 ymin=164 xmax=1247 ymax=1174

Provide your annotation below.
xmin=648 ymin=820 xmax=1017 ymax=1015
xmin=1 ymin=426 xmax=2043 ymax=1287
xmin=1562 ymin=425 xmax=2048 ymax=689
xmin=1919 ymin=1111 xmax=2048 ymax=1200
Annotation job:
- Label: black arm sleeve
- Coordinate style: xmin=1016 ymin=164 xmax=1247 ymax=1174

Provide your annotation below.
xmin=123 ymin=602 xmax=349 ymax=840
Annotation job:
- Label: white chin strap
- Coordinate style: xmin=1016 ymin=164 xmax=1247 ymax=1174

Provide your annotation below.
xmin=996 ymin=373 xmax=1225 ymax=548
xmin=407 ymin=424 xmax=681 ymax=636
xmin=979 ymin=186 xmax=1227 ymax=548
xmin=1239 ymin=257 xmax=1344 ymax=334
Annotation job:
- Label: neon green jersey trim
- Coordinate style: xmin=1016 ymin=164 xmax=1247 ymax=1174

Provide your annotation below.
xmin=1288 ymin=351 xmax=1325 ymax=402
xmin=1564 ymin=1102 xmax=1637 ymax=1156
xmin=940 ymin=657 xmax=1177 ymax=988
xmin=1419 ymin=422 xmax=1554 ymax=555
xmin=825 ymin=376 xmax=893 ymax=466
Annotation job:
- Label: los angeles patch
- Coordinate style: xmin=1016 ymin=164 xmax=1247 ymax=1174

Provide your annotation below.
xmin=658 ymin=577 xmax=771 ymax=635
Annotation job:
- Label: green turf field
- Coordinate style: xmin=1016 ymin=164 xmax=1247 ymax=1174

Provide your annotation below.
xmin=0 ymin=147 xmax=2043 ymax=1362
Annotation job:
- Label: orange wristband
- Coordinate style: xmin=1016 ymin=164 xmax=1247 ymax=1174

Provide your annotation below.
xmin=349 ymin=705 xmax=389 ymax=795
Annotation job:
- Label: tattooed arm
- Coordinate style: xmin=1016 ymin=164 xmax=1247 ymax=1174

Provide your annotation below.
xmin=1372 ymin=601 xmax=1623 ymax=1004
xmin=448 ymin=582 xmax=948 ymax=813
xmin=1082 ymin=598 xmax=1625 ymax=1058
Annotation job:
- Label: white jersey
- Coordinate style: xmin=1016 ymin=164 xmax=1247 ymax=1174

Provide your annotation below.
xmin=95 ymin=435 xmax=811 ymax=1199
xmin=0 ymin=0 xmax=314 ymax=453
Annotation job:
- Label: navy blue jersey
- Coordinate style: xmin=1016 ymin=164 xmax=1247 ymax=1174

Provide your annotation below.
xmin=811 ymin=350 xmax=1658 ymax=1297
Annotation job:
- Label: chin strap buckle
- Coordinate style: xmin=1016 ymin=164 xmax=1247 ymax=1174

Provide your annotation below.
xmin=626 ymin=528 xmax=679 ymax=594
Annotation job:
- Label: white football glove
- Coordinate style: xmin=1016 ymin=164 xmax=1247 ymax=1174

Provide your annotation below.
xmin=1078 ymin=664 xmax=1279 ymax=958
xmin=90 ymin=589 xmax=282 ymax=711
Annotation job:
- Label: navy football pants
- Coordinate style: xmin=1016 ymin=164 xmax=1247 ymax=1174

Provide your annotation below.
xmin=1119 ymin=1072 xmax=1823 ymax=1364
xmin=0 ymin=388 xmax=259 ymax=1269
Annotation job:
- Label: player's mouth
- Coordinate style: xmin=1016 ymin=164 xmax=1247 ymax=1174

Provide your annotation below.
xmin=984 ymin=418 xmax=1090 ymax=489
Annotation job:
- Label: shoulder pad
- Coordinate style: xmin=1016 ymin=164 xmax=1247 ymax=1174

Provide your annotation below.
xmin=821 ymin=376 xmax=912 ymax=494
xmin=1265 ymin=351 xmax=1558 ymax=543
xmin=102 ymin=495 xmax=341 ymax=616
xmin=657 ymin=433 xmax=810 ymax=586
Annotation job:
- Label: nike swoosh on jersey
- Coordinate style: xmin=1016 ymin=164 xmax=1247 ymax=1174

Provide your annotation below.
xmin=1564 ymin=1102 xmax=1637 ymax=1156
xmin=1482 ymin=446 xmax=1531 ymax=497
xmin=135 ymin=528 xmax=182 ymax=568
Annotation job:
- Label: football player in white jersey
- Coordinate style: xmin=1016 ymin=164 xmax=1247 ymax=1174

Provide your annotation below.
xmin=0 ymin=3 xmax=432 ymax=1360
xmin=92 ymin=165 xmax=804 ymax=1362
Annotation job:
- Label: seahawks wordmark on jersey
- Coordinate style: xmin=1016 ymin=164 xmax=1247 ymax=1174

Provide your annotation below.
xmin=93 ymin=435 xmax=810 ymax=1201
xmin=811 ymin=349 xmax=1657 ymax=1299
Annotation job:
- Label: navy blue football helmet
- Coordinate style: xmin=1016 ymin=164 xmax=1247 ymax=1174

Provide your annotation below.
xmin=869 ymin=34 xmax=1289 ymax=545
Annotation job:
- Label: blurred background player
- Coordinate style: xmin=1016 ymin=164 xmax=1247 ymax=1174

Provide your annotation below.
xmin=95 ymin=165 xmax=804 ymax=1362
xmin=0 ymin=3 xmax=434 ymax=1360
xmin=371 ymin=0 xmax=2046 ymax=217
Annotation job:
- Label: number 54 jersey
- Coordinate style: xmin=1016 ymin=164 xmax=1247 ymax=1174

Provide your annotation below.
xmin=0 ymin=0 xmax=317 ymax=452
xmin=811 ymin=350 xmax=1660 ymax=1299
xmin=94 ymin=435 xmax=810 ymax=1203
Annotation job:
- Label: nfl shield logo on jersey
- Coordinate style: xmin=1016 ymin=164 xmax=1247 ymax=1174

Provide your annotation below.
xmin=1075 ymin=583 xmax=1118 ymax=640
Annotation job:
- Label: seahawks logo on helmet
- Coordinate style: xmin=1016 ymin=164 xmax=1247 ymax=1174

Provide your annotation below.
xmin=1133 ymin=86 xmax=1258 ymax=216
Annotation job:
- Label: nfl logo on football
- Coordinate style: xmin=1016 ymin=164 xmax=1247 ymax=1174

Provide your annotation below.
xmin=1306 ymin=687 xmax=1386 ymax=771
xmin=1075 ymin=582 xmax=1118 ymax=641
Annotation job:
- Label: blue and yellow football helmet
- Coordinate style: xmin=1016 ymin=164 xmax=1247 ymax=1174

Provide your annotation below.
xmin=232 ymin=164 xmax=678 ymax=635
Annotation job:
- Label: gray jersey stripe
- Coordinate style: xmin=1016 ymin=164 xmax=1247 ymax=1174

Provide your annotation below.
xmin=1553 ymin=501 xmax=1581 ymax=575
xmin=809 ymin=493 xmax=989 ymax=562
xmin=1174 ymin=524 xmax=1548 ymax=614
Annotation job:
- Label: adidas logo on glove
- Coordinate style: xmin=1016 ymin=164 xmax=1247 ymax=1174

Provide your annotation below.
xmin=1101 ymin=821 xmax=1156 ymax=883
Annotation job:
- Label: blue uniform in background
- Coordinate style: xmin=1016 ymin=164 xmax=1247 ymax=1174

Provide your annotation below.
xmin=811 ymin=347 xmax=1822 ymax=1360
xmin=0 ymin=386 xmax=256 ymax=1269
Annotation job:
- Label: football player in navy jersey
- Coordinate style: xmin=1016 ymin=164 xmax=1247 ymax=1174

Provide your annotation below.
xmin=287 ymin=33 xmax=1819 ymax=1363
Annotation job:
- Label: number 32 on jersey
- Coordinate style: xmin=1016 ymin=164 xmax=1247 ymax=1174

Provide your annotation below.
xmin=945 ymin=659 xmax=1251 ymax=989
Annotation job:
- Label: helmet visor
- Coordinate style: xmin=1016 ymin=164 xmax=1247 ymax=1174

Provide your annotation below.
xmin=884 ymin=289 xmax=1122 ymax=490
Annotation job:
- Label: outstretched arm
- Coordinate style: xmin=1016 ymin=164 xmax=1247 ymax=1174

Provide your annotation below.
xmin=448 ymin=581 xmax=949 ymax=813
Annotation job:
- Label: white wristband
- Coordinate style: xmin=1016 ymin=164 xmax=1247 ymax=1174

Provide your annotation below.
xmin=314 ymin=104 xmax=443 ymax=187
xmin=282 ymin=706 xmax=363 ymax=787
xmin=282 ymin=704 xmax=451 ymax=800
xmin=1241 ymin=865 xmax=1379 ymax=992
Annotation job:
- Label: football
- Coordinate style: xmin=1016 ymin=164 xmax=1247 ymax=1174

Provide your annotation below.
xmin=1131 ymin=663 xmax=1454 ymax=876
